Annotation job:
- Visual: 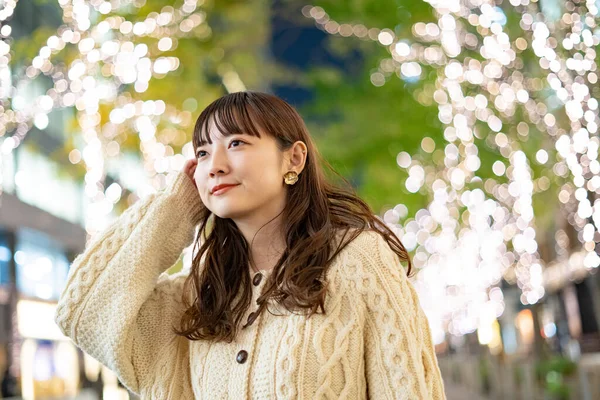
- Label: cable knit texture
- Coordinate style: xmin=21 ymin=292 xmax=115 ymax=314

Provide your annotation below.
xmin=55 ymin=171 xmax=446 ymax=399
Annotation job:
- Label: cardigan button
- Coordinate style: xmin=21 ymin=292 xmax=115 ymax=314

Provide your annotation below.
xmin=236 ymin=350 xmax=248 ymax=364
xmin=246 ymin=311 xmax=259 ymax=326
xmin=252 ymin=272 xmax=263 ymax=286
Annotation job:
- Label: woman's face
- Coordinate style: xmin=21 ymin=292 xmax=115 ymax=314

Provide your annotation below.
xmin=193 ymin=118 xmax=289 ymax=221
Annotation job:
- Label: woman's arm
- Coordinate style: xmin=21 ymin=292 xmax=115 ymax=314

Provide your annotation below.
xmin=353 ymin=232 xmax=446 ymax=399
xmin=54 ymin=171 xmax=203 ymax=395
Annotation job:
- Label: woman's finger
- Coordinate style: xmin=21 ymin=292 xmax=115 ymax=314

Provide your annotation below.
xmin=183 ymin=158 xmax=196 ymax=174
xmin=182 ymin=158 xmax=198 ymax=189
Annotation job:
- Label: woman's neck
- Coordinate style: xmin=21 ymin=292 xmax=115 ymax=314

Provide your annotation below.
xmin=234 ymin=213 xmax=286 ymax=273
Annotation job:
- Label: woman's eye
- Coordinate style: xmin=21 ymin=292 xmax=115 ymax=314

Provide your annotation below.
xmin=230 ymin=139 xmax=244 ymax=148
xmin=196 ymin=150 xmax=207 ymax=158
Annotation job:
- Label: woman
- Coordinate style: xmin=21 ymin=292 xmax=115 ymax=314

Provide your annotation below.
xmin=55 ymin=91 xmax=446 ymax=399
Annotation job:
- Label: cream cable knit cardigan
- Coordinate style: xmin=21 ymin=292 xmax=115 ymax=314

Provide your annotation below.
xmin=55 ymin=171 xmax=446 ymax=399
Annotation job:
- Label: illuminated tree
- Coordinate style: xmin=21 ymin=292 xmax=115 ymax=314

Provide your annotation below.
xmin=1 ymin=0 xmax=271 ymax=234
xmin=299 ymin=0 xmax=600 ymax=343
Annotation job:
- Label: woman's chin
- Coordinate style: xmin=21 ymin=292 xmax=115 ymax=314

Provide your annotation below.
xmin=212 ymin=207 xmax=245 ymax=220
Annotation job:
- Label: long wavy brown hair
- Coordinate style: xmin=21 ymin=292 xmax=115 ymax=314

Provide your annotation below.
xmin=173 ymin=91 xmax=412 ymax=343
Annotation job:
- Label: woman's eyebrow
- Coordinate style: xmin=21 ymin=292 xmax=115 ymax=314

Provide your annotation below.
xmin=232 ymin=132 xmax=256 ymax=139
xmin=196 ymin=132 xmax=253 ymax=149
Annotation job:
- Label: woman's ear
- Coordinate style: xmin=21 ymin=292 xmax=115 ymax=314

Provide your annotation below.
xmin=285 ymin=141 xmax=308 ymax=175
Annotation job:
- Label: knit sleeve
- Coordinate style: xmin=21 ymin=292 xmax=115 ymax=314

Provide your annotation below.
xmin=54 ymin=172 xmax=203 ymax=396
xmin=354 ymin=232 xmax=446 ymax=399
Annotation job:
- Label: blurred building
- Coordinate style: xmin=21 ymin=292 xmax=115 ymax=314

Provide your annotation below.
xmin=0 ymin=2 xmax=86 ymax=398
xmin=1 ymin=2 xmax=155 ymax=399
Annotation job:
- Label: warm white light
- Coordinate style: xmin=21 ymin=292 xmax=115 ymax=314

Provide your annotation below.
xmin=536 ymin=149 xmax=549 ymax=164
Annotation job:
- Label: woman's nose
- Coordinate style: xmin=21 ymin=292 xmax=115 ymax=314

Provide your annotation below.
xmin=208 ymin=148 xmax=229 ymax=177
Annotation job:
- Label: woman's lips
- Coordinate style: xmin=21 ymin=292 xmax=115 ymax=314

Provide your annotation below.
xmin=212 ymin=184 xmax=239 ymax=196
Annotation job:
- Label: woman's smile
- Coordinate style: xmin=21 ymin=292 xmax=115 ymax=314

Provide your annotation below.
xmin=211 ymin=184 xmax=240 ymax=196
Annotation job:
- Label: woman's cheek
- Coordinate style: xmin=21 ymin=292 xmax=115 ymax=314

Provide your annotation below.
xmin=193 ymin=166 xmax=203 ymax=185
xmin=193 ymin=171 xmax=207 ymax=197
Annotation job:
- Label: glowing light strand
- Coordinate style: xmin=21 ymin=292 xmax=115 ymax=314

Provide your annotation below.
xmin=304 ymin=1 xmax=600 ymax=342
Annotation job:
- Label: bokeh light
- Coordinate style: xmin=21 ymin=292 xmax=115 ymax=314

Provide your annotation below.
xmin=305 ymin=1 xmax=600 ymax=344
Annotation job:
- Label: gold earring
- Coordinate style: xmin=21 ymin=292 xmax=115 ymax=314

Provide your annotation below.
xmin=284 ymin=171 xmax=299 ymax=185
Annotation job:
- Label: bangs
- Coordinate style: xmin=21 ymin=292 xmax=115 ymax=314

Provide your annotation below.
xmin=193 ymin=94 xmax=263 ymax=148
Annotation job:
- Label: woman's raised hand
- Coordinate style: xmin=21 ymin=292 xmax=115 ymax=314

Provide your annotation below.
xmin=182 ymin=158 xmax=198 ymax=189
